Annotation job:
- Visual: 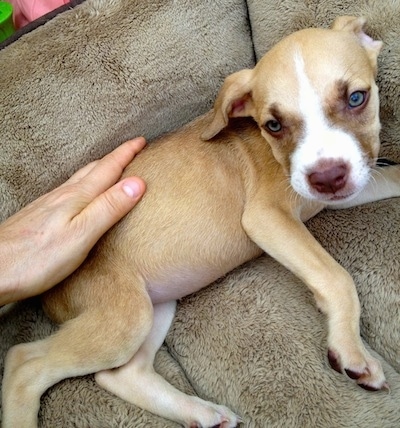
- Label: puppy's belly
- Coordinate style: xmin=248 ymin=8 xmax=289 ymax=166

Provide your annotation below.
xmin=129 ymin=221 xmax=263 ymax=304
xmin=146 ymin=264 xmax=240 ymax=304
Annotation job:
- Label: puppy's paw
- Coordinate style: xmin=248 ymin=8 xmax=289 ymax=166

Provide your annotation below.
xmin=184 ymin=397 xmax=242 ymax=428
xmin=328 ymin=348 xmax=388 ymax=391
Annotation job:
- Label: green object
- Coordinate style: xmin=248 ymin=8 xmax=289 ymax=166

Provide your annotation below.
xmin=0 ymin=2 xmax=15 ymax=43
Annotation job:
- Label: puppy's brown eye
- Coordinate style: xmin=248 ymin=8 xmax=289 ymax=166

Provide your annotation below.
xmin=266 ymin=120 xmax=282 ymax=133
xmin=348 ymin=91 xmax=366 ymax=108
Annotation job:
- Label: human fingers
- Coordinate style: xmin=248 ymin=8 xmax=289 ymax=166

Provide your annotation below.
xmin=75 ymin=176 xmax=146 ymax=247
xmin=64 ymin=159 xmax=100 ymax=185
xmin=78 ymin=137 xmax=146 ymax=193
xmin=65 ymin=137 xmax=146 ymax=188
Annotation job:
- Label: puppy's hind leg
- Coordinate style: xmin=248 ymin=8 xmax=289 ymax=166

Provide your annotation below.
xmin=96 ymin=301 xmax=241 ymax=428
xmin=2 ymin=283 xmax=153 ymax=428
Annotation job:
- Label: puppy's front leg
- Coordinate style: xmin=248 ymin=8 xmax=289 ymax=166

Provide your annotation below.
xmin=242 ymin=203 xmax=387 ymax=390
xmin=332 ymin=164 xmax=400 ymax=209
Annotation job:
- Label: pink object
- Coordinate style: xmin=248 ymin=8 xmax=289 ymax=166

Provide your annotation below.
xmin=9 ymin=0 xmax=70 ymax=29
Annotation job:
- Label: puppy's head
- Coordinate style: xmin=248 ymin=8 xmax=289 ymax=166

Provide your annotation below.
xmin=202 ymin=16 xmax=383 ymax=205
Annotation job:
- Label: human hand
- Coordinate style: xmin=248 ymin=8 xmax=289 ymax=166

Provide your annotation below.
xmin=0 ymin=137 xmax=146 ymax=305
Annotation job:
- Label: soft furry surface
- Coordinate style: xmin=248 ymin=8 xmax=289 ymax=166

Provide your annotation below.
xmin=1 ymin=0 xmax=400 ymax=427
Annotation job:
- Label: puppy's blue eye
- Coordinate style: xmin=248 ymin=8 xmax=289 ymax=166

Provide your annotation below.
xmin=348 ymin=91 xmax=366 ymax=108
xmin=266 ymin=120 xmax=282 ymax=133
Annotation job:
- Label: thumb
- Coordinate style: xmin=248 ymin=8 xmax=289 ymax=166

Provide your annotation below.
xmin=83 ymin=177 xmax=146 ymax=242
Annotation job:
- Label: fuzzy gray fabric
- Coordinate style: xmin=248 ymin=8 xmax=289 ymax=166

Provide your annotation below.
xmin=1 ymin=0 xmax=400 ymax=427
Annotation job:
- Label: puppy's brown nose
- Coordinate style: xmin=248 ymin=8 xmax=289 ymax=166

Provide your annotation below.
xmin=308 ymin=164 xmax=348 ymax=194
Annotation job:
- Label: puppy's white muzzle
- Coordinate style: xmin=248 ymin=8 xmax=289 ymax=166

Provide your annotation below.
xmin=290 ymin=127 xmax=371 ymax=204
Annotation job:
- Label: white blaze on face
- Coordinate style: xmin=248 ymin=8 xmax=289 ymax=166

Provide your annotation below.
xmin=289 ymin=51 xmax=370 ymax=203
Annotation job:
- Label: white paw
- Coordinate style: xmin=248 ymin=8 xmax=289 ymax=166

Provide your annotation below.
xmin=183 ymin=397 xmax=242 ymax=428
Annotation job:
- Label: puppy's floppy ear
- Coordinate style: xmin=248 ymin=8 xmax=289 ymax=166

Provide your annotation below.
xmin=201 ymin=69 xmax=254 ymax=141
xmin=331 ymin=15 xmax=366 ymax=32
xmin=331 ymin=16 xmax=383 ymax=73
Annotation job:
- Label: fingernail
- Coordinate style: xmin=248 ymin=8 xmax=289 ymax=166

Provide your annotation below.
xmin=122 ymin=180 xmax=141 ymax=198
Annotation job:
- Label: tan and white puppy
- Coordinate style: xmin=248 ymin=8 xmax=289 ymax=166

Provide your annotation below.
xmin=3 ymin=16 xmax=400 ymax=428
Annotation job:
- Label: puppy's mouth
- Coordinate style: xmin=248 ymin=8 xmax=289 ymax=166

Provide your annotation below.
xmin=297 ymin=177 xmax=367 ymax=205
xmin=326 ymin=191 xmax=359 ymax=203
xmin=329 ymin=194 xmax=351 ymax=201
xmin=293 ymin=183 xmax=362 ymax=205
xmin=310 ymin=189 xmax=356 ymax=204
